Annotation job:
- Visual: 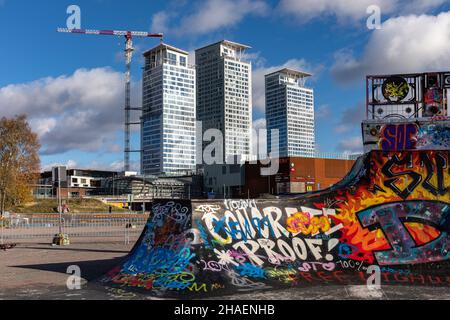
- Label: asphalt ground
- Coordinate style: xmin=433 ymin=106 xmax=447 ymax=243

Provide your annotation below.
xmin=0 ymin=242 xmax=448 ymax=300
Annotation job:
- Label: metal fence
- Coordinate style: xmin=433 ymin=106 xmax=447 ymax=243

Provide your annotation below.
xmin=0 ymin=214 xmax=148 ymax=244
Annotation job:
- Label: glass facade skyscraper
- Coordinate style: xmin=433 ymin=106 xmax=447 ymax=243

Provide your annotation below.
xmin=266 ymin=68 xmax=315 ymax=158
xmin=141 ymin=43 xmax=196 ymax=176
xmin=196 ymin=40 xmax=252 ymax=164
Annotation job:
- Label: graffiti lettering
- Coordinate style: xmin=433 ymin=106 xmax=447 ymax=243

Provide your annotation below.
xmin=286 ymin=212 xmax=331 ymax=235
xmin=379 ymin=124 xmax=418 ymax=151
xmin=297 ymin=262 xmax=335 ymax=272
xmin=381 ymin=153 xmax=422 ymax=199
xmin=420 ymin=152 xmax=448 ymax=196
xmin=358 ymin=202 xmax=449 ymax=265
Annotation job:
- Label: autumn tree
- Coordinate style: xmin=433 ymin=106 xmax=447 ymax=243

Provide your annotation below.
xmin=0 ymin=115 xmax=40 ymax=215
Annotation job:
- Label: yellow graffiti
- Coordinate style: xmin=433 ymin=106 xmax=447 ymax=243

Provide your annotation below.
xmin=385 ymin=82 xmax=409 ymax=98
xmin=266 ymin=267 xmax=297 ymax=283
xmin=187 ymin=283 xmax=208 ymax=292
xmin=286 ymin=212 xmax=331 ymax=235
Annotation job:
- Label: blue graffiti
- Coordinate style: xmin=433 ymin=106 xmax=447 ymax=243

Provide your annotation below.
xmin=123 ymin=246 xmax=195 ymax=275
xmin=338 ymin=243 xmax=359 ymax=259
xmin=196 ymin=219 xmax=212 ymax=249
xmin=235 ymin=263 xmax=266 ymax=279
xmin=212 ymin=216 xmax=275 ymax=242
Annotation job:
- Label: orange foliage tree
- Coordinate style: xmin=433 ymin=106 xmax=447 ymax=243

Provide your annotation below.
xmin=0 ymin=115 xmax=40 ymax=215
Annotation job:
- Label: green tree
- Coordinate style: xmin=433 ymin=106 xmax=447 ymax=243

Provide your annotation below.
xmin=0 ymin=115 xmax=40 ymax=215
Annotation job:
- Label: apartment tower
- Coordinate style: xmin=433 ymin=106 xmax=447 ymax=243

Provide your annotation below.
xmin=196 ymin=40 xmax=252 ymax=164
xmin=266 ymin=68 xmax=315 ymax=158
xmin=141 ymin=43 xmax=196 ymax=176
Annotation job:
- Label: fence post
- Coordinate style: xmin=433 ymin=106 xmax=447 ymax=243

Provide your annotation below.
xmin=124 ymin=218 xmax=130 ymax=245
xmin=0 ymin=217 xmax=4 ymax=245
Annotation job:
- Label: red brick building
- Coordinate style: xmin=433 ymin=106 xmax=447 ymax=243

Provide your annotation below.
xmin=242 ymin=157 xmax=356 ymax=198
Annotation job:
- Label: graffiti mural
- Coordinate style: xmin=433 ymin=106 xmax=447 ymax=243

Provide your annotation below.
xmin=363 ymin=119 xmax=450 ymax=152
xmin=100 ymin=149 xmax=449 ymax=297
xmin=379 ymin=123 xmax=418 ymax=151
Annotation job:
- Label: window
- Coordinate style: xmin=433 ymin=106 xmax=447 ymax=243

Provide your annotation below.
xmin=180 ymin=56 xmax=186 ymax=67
xmin=168 ymin=52 xmax=177 ymax=65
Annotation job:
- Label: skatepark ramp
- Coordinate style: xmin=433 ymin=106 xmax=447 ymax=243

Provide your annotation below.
xmin=100 ymin=149 xmax=449 ymax=296
xmin=101 ymin=72 xmax=449 ymax=297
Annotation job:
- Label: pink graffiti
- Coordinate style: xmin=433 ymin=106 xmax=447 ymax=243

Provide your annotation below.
xmin=298 ymin=262 xmax=336 ymax=272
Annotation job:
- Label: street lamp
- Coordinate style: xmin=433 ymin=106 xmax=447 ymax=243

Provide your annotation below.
xmin=58 ymin=169 xmax=62 ymax=234
xmin=53 ymin=166 xmax=69 ymax=246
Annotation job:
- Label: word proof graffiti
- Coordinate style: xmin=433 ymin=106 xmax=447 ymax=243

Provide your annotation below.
xmin=102 ymin=150 xmax=450 ymax=296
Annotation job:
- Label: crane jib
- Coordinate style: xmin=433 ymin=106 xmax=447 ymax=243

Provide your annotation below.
xmin=57 ymin=28 xmax=163 ymax=38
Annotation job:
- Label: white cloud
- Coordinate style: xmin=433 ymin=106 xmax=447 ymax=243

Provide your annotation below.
xmin=107 ymin=160 xmax=139 ymax=172
xmin=41 ymin=159 xmax=140 ymax=173
xmin=108 ymin=144 xmax=121 ymax=153
xmin=151 ymin=0 xmax=269 ymax=36
xmin=278 ymin=0 xmax=446 ymax=22
xmin=316 ymin=105 xmax=331 ymax=119
xmin=405 ymin=0 xmax=448 ymax=13
xmin=334 ymin=102 xmax=366 ymax=133
xmin=30 ymin=118 xmax=57 ymax=137
xmin=253 ymin=118 xmax=266 ymax=130
xmin=332 ymin=11 xmax=450 ymax=82
xmin=337 ymin=136 xmax=363 ymax=153
xmin=150 ymin=11 xmax=171 ymax=34
xmin=42 ymin=159 xmax=78 ymax=171
xmin=278 ymin=0 xmax=395 ymax=21
xmin=0 ymin=67 xmax=141 ymax=155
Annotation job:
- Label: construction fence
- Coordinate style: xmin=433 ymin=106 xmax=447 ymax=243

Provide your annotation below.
xmin=0 ymin=213 xmax=148 ymax=244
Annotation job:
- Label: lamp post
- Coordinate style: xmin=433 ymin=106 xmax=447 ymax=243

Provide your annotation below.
xmin=142 ymin=174 xmax=145 ymax=214
xmin=112 ymin=174 xmax=115 ymax=197
xmin=58 ymin=167 xmax=62 ymax=235
xmin=53 ymin=166 xmax=69 ymax=246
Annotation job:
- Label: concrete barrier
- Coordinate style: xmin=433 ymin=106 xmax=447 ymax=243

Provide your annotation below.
xmin=101 ymin=150 xmax=449 ymax=297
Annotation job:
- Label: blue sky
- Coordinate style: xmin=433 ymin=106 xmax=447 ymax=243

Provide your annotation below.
xmin=1 ymin=0 xmax=450 ymax=171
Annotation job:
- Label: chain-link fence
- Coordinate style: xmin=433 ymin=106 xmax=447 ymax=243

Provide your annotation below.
xmin=0 ymin=213 xmax=148 ymax=244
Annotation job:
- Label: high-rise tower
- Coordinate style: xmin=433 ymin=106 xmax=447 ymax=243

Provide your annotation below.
xmin=265 ymin=68 xmax=315 ymax=158
xmin=141 ymin=43 xmax=196 ymax=176
xmin=196 ymin=40 xmax=252 ymax=164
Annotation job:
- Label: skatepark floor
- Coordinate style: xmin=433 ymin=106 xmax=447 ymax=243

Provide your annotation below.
xmin=0 ymin=242 xmax=448 ymax=300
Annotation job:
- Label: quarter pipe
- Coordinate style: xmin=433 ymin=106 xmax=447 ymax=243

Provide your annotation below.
xmin=101 ymin=148 xmax=449 ymax=296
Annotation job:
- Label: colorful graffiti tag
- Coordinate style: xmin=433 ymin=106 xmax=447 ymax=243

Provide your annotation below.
xmin=362 ymin=120 xmax=450 ymax=152
xmin=100 ymin=149 xmax=449 ymax=296
xmin=379 ymin=123 xmax=418 ymax=151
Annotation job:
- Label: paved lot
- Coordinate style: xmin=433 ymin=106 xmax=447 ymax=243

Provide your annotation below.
xmin=0 ymin=242 xmax=448 ymax=300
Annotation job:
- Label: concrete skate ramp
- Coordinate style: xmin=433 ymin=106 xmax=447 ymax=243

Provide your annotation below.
xmin=101 ymin=150 xmax=449 ymax=297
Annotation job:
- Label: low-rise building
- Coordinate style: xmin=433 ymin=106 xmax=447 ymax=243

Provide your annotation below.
xmin=243 ymin=156 xmax=356 ymax=198
xmin=203 ymin=155 xmax=357 ymax=198
xmin=37 ymin=167 xmax=120 ymax=198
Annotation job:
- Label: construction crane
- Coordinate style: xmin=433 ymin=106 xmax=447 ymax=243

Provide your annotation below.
xmin=56 ymin=28 xmax=164 ymax=172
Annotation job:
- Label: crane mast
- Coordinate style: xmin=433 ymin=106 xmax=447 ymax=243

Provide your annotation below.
xmin=57 ymin=28 xmax=163 ymax=172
